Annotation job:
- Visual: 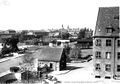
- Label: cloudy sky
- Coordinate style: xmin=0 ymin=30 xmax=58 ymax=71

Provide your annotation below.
xmin=0 ymin=0 xmax=119 ymax=30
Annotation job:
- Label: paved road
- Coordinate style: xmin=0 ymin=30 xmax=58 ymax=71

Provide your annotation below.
xmin=0 ymin=55 xmax=24 ymax=73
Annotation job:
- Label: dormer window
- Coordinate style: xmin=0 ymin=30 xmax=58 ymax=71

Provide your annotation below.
xmin=107 ymin=29 xmax=112 ymax=33
xmin=106 ymin=26 xmax=113 ymax=33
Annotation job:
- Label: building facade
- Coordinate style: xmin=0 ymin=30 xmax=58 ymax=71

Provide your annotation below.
xmin=93 ymin=7 xmax=120 ymax=79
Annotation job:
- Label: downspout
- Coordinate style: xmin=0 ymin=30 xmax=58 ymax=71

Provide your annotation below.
xmin=113 ymin=37 xmax=116 ymax=79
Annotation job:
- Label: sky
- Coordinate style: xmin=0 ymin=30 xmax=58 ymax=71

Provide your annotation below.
xmin=0 ymin=0 xmax=119 ymax=30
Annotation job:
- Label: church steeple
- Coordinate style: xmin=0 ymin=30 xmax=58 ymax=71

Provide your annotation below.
xmin=62 ymin=24 xmax=64 ymax=29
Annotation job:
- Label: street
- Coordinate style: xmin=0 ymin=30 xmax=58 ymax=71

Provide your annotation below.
xmin=0 ymin=54 xmax=24 ymax=75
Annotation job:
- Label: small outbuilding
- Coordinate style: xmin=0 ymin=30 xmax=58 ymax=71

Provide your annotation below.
xmin=33 ymin=47 xmax=66 ymax=71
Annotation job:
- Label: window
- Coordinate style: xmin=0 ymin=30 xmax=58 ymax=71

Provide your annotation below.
xmin=95 ymin=64 xmax=101 ymax=71
xmin=105 ymin=76 xmax=111 ymax=79
xmin=117 ymin=65 xmax=120 ymax=72
xmin=95 ymin=76 xmax=101 ymax=78
xmin=95 ymin=39 xmax=101 ymax=46
xmin=106 ymin=40 xmax=111 ymax=46
xmin=117 ymin=52 xmax=120 ymax=60
xmin=95 ymin=51 xmax=101 ymax=59
xmin=117 ymin=40 xmax=120 ymax=47
xmin=50 ymin=63 xmax=53 ymax=68
xmin=106 ymin=29 xmax=112 ymax=33
xmin=105 ymin=64 xmax=111 ymax=72
xmin=106 ymin=26 xmax=113 ymax=33
xmin=106 ymin=52 xmax=111 ymax=59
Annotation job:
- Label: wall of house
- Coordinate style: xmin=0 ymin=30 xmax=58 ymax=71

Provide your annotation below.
xmin=93 ymin=37 xmax=115 ymax=78
xmin=38 ymin=61 xmax=60 ymax=71
xmin=114 ymin=38 xmax=120 ymax=76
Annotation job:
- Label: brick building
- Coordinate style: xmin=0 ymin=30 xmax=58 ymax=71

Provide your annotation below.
xmin=93 ymin=7 xmax=120 ymax=79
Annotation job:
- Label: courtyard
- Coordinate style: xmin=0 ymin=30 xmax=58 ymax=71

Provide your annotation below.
xmin=48 ymin=60 xmax=120 ymax=84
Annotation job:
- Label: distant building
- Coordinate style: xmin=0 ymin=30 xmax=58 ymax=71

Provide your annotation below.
xmin=0 ymin=30 xmax=17 ymax=43
xmin=93 ymin=7 xmax=119 ymax=79
xmin=4 ymin=29 xmax=16 ymax=34
xmin=85 ymin=29 xmax=93 ymax=38
xmin=56 ymin=40 xmax=70 ymax=47
xmin=76 ymin=38 xmax=93 ymax=49
xmin=33 ymin=47 xmax=66 ymax=71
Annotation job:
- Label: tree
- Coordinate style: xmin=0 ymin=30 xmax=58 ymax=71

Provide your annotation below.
xmin=23 ymin=52 xmax=34 ymax=64
xmin=59 ymin=32 xmax=70 ymax=40
xmin=0 ymin=35 xmax=19 ymax=55
xmin=78 ymin=28 xmax=93 ymax=39
xmin=64 ymin=45 xmax=71 ymax=62
xmin=78 ymin=28 xmax=86 ymax=39
xmin=69 ymin=47 xmax=81 ymax=60
xmin=19 ymin=52 xmax=37 ymax=82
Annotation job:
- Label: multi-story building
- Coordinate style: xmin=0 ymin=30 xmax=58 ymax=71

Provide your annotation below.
xmin=93 ymin=7 xmax=120 ymax=79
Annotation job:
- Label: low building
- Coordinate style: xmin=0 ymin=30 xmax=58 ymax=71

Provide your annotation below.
xmin=4 ymin=29 xmax=16 ymax=34
xmin=33 ymin=47 xmax=66 ymax=71
xmin=76 ymin=38 xmax=93 ymax=49
xmin=56 ymin=40 xmax=70 ymax=47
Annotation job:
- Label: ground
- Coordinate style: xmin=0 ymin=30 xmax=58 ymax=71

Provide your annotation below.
xmin=49 ymin=60 xmax=120 ymax=84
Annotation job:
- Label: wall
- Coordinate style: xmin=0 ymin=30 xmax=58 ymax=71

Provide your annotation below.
xmin=93 ymin=37 xmax=115 ymax=78
xmin=38 ymin=61 xmax=60 ymax=71
xmin=114 ymin=38 xmax=120 ymax=76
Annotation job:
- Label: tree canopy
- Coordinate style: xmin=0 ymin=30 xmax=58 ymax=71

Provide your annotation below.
xmin=59 ymin=32 xmax=70 ymax=40
xmin=78 ymin=28 xmax=93 ymax=39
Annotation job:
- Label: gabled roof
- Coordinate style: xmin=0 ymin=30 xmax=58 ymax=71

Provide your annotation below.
xmin=33 ymin=47 xmax=64 ymax=62
xmin=94 ymin=7 xmax=119 ymax=37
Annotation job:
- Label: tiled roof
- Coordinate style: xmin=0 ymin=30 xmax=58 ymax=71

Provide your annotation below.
xmin=94 ymin=7 xmax=119 ymax=37
xmin=33 ymin=47 xmax=63 ymax=61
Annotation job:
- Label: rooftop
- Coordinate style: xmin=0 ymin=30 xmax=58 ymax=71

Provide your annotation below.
xmin=94 ymin=7 xmax=119 ymax=37
xmin=33 ymin=47 xmax=64 ymax=62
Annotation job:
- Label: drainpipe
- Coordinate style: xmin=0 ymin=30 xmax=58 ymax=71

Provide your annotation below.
xmin=113 ymin=37 xmax=116 ymax=79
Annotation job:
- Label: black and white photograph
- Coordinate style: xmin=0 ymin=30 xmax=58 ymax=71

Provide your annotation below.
xmin=0 ymin=0 xmax=119 ymax=84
